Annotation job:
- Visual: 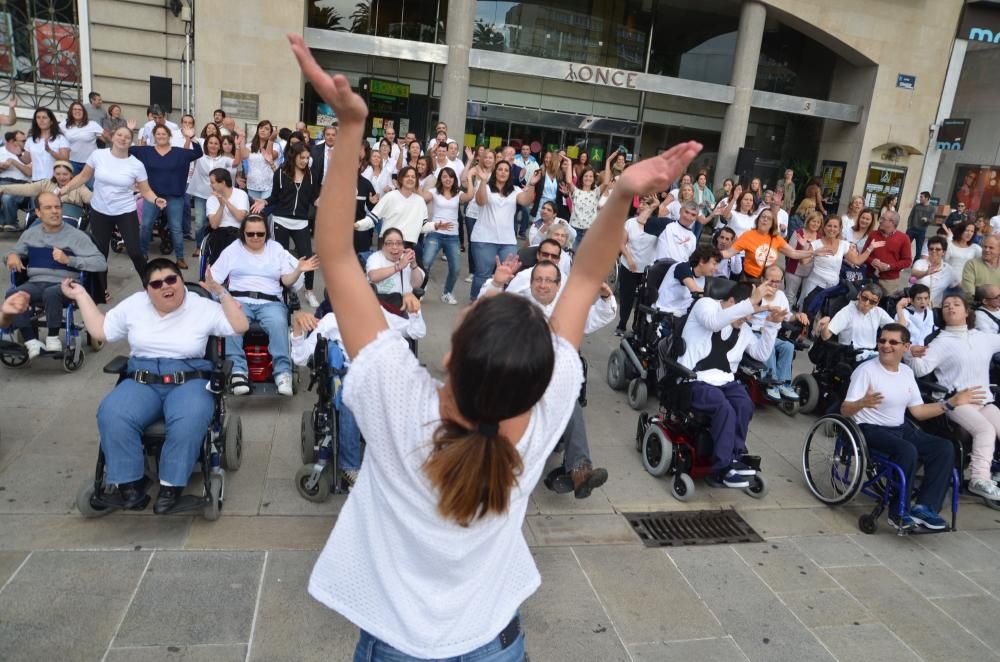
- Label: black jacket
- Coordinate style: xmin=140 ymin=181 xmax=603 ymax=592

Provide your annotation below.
xmin=311 ymin=143 xmax=334 ymax=190
xmin=264 ymin=168 xmax=319 ymax=220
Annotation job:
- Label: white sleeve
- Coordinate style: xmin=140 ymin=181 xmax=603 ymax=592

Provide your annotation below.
xmin=746 ymin=322 xmax=778 ymax=363
xmin=827 ymin=307 xmax=851 ymax=337
xmin=209 ymin=244 xmax=234 ymax=284
xmin=844 ymin=364 xmax=872 ymax=404
xmin=691 ymin=297 xmax=754 ymax=332
xmin=975 ymin=312 xmax=994 ymax=333
xmin=202 ymin=298 xmax=237 ymax=337
xmin=528 ymin=223 xmax=543 ymax=246
xmin=584 ymin=296 xmax=617 ymax=335
xmin=102 ymin=298 xmax=131 ymax=343
xmin=205 ymin=196 xmax=220 ymax=216
xmin=290 ymin=330 xmax=319 ymax=366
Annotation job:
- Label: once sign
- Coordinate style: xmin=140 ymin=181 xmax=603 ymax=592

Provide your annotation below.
xmin=565 ymin=63 xmax=637 ymax=89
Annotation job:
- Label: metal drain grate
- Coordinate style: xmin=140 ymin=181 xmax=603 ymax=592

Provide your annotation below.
xmin=623 ymin=509 xmax=764 ymax=548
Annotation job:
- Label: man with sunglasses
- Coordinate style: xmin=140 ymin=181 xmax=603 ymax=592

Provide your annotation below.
xmin=480 ymin=238 xmax=563 ymax=298
xmin=841 ymin=323 xmax=974 ymax=531
xmin=815 ymin=283 xmax=898 ymax=352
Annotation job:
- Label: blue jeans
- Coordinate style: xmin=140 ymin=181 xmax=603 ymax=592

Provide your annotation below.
xmin=906 ymin=227 xmax=926 ymax=261
xmin=859 ymin=422 xmax=953 ymax=513
xmin=572 ymin=227 xmax=587 ymax=252
xmin=515 ymin=204 xmax=531 ymax=237
xmin=1 ymin=191 xmax=27 ymax=228
xmin=353 ymin=620 xmax=524 ymax=661
xmin=192 ymin=196 xmax=209 ymax=247
xmin=422 ymin=232 xmax=461 ymax=295
xmin=97 ymin=357 xmax=214 ymax=486
xmin=70 ymin=160 xmax=95 ymax=190
xmin=225 ymin=301 xmax=291 ymax=377
xmin=764 ymin=337 xmax=794 ymax=383
xmin=140 ymin=196 xmax=186 ymax=259
xmin=183 ymin=193 xmax=192 ymax=236
xmin=247 ymin=188 xmax=270 ymax=202
xmin=338 ymin=403 xmax=362 ymax=471
xmin=470 ymin=242 xmax=517 ymax=300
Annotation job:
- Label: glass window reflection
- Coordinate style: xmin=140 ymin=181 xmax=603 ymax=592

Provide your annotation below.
xmin=307 ymin=0 xmax=446 ymax=43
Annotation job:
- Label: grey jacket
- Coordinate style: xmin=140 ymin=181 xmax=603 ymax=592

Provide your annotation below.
xmin=907 ymin=203 xmax=936 ymax=230
xmin=6 ymin=222 xmax=107 ymax=283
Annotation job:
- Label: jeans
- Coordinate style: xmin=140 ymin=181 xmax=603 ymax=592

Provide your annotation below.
xmin=338 ymin=403 xmax=362 ymax=471
xmin=561 ymin=401 xmax=593 ymax=472
xmin=906 ymin=227 xmax=926 ymax=262
xmin=515 ymin=204 xmax=531 ymax=237
xmin=90 ymin=209 xmax=146 ymax=278
xmin=470 ymin=242 xmax=517 ymax=300
xmin=764 ymin=337 xmax=794 ymax=383
xmin=689 ymin=381 xmax=754 ymax=472
xmin=422 ymin=232 xmax=461 ymax=295
xmin=353 ymin=620 xmax=524 ymax=662
xmin=572 ymin=227 xmax=587 ymax=253
xmin=273 ymin=223 xmax=315 ymax=290
xmin=616 ymin=265 xmax=641 ymax=331
xmin=6 ymin=280 xmax=69 ymax=340
xmin=226 ymin=301 xmax=291 ymax=377
xmin=859 ymin=422 xmax=953 ymax=513
xmin=1 ymin=191 xmax=27 ymax=228
xmin=70 ymin=160 xmax=95 ymax=190
xmin=140 ymin=196 xmax=186 ymax=259
xmin=192 ymin=196 xmax=209 ymax=247
xmin=247 ymin=188 xmax=270 ymax=202
xmin=97 ymin=357 xmax=214 ymax=486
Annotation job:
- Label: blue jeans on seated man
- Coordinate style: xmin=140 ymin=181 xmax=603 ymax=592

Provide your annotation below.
xmin=5 ymin=280 xmax=70 ymax=340
xmin=1 ymin=191 xmax=28 ymax=229
xmin=764 ymin=337 xmax=794 ymax=383
xmin=97 ymin=357 xmax=215 ymax=487
xmin=470 ymin=241 xmax=517 ymax=301
xmin=353 ymin=618 xmax=524 ymax=662
xmin=338 ymin=403 xmax=362 ymax=472
xmin=421 ymin=232 xmax=461 ymax=295
xmin=140 ymin=196 xmax=186 ymax=260
xmin=858 ymin=421 xmax=954 ymax=514
xmin=225 ymin=301 xmax=292 ymax=378
xmin=689 ymin=380 xmax=754 ymax=472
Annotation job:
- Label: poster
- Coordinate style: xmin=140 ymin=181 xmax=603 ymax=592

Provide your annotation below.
xmin=950 ymin=165 xmax=1000 ymax=216
xmin=589 ymin=147 xmax=604 ymax=162
xmin=0 ymin=13 xmax=13 ymax=77
xmin=33 ymin=19 xmax=79 ymax=84
xmin=316 ymin=102 xmax=336 ymax=126
xmin=863 ymin=163 xmax=906 ymax=211
xmin=463 ymin=133 xmax=476 ymax=148
xmin=220 ymin=91 xmax=259 ymax=120
xmin=566 ymin=145 xmax=580 ymax=159
xmin=819 ymin=160 xmax=847 ymax=211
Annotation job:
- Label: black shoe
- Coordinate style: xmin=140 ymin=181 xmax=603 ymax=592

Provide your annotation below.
xmin=705 ymin=469 xmax=750 ymax=489
xmin=571 ymin=466 xmax=609 ymax=499
xmin=153 ymin=485 xmax=183 ymax=514
xmin=106 ymin=478 xmax=147 ymax=509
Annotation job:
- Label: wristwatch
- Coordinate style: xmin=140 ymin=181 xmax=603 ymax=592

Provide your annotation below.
xmin=943 ymin=399 xmax=955 ymax=412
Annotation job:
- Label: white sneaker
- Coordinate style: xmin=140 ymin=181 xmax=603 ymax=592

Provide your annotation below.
xmin=24 ymin=339 xmax=43 ymax=360
xmin=275 ymin=372 xmax=294 ymax=396
xmin=44 ymin=335 xmax=62 ymax=353
xmin=439 ymin=254 xmax=447 ymax=262
xmin=304 ymin=290 xmax=320 ymax=308
xmin=464 ymin=274 xmax=474 ymax=283
xmin=441 ymin=292 xmax=458 ymax=305
xmin=969 ymin=478 xmax=1000 ymax=501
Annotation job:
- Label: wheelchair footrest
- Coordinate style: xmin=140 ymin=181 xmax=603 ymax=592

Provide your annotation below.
xmin=740 ymin=454 xmax=762 ymax=472
xmin=158 ymin=493 xmax=209 ymax=515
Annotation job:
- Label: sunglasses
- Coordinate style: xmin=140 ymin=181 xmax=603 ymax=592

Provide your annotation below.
xmin=148 ymin=274 xmax=180 ymax=289
xmin=859 ymin=295 xmax=880 ymax=305
xmin=244 ymin=231 xmax=266 ymax=238
xmin=877 ymin=338 xmax=905 ymax=346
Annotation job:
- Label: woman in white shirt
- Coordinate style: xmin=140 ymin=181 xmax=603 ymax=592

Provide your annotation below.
xmin=616 ymin=196 xmax=658 ymax=334
xmin=841 ymin=207 xmax=877 ymax=283
xmin=358 ymin=165 xmax=428 ymax=247
xmin=59 ymin=257 xmax=248 ymax=514
xmin=911 ymin=236 xmax=959 ymax=307
xmin=528 ymin=200 xmax=576 ymax=248
xmin=60 ymin=101 xmax=107 ymax=177
xmin=561 ymin=157 xmax=604 ymax=251
xmin=361 ymin=149 xmax=394 ymax=197
xmin=25 ymin=107 xmax=70 ymax=182
xmin=289 ymin=37 xmax=700 ymax=659
xmin=365 ymin=227 xmax=425 ymax=314
xmin=938 ymin=221 xmax=982 ymax=278
xmin=841 ymin=195 xmax=864 ymax=232
xmin=462 ymin=150 xmax=494 ymax=282
xmin=239 ymin=120 xmax=279 ymax=202
xmin=210 ymin=215 xmax=318 ymax=396
xmin=718 ymin=187 xmax=759 ymax=236
xmin=799 ymin=215 xmax=879 ymax=307
xmin=187 ymin=135 xmax=234 ymax=256
xmin=417 ymin=167 xmax=475 ymax=305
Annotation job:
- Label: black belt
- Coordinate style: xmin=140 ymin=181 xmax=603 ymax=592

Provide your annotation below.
xmin=498 ymin=615 xmax=520 ymax=649
xmin=229 ymin=290 xmax=281 ymax=302
xmin=131 ymin=369 xmax=211 ymax=385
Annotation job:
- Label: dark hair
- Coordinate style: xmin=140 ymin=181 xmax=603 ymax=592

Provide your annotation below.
xmin=34 ymin=190 xmax=61 ymax=211
xmin=908 ymin=283 xmax=931 ymax=299
xmin=29 ymin=108 xmax=62 ymax=141
xmin=142 ymin=258 xmax=183 ymax=288
xmin=689 ymin=245 xmax=723 ymax=267
xmin=415 ymin=155 xmax=434 ymax=179
xmin=577 ymin=166 xmax=596 ymax=190
xmin=853 ymin=207 xmax=877 ymax=235
xmin=152 ymin=124 xmax=172 ymax=139
xmin=278 ymin=127 xmax=292 ymax=141
xmin=359 ymin=140 xmax=372 ymax=174
xmin=920 ymin=191 xmax=931 ymax=197
xmin=396 ymin=165 xmax=417 ymax=190
xmin=859 ymin=282 xmax=884 ymax=300
xmin=288 ymin=130 xmax=306 ymax=144
xmin=531 ymin=259 xmax=561 ymax=283
xmin=926 ymin=236 xmax=947 ymax=252
xmin=282 ymin=142 xmax=310 ymax=178
xmin=88 ymin=91 xmax=100 ymax=102
xmin=940 ymin=293 xmax=976 ymax=329
xmin=541 ymin=200 xmax=558 ymax=216
xmin=879 ymin=323 xmax=911 ymax=344
xmin=953 ymin=220 xmax=976 ymax=242
xmin=380 ymin=227 xmax=404 ymax=248
xmin=209 ymin=167 xmax=232 ymax=187
xmin=250 ymin=120 xmax=273 ymax=154
xmin=214 ymin=108 xmax=226 ymax=118
xmin=203 ymin=134 xmax=222 ymax=156
xmin=729 ymin=283 xmax=753 ymax=303
xmin=715 ymin=226 xmax=737 ymax=242
xmin=200 ymin=122 xmax=219 ymax=140
xmin=488 ymin=161 xmax=516 ymax=197
xmin=239 ymin=214 xmax=269 ymax=244
xmin=424 ymin=294 xmax=553 ymax=526
xmin=107 ymin=104 xmax=121 ymax=118
xmin=537 ymin=238 xmax=562 ymax=258
xmin=4 ymin=130 xmax=17 ymax=142
xmin=220 ymin=134 xmax=236 ymax=155
xmin=65 ymin=101 xmax=88 ymax=128
xmin=435 ymin=166 xmax=459 ymax=196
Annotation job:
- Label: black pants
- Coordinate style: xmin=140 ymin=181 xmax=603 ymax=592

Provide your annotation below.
xmin=273 ymin=223 xmax=315 ymax=290
xmin=616 ymin=264 xmax=641 ymax=331
xmin=90 ymin=209 xmax=145 ymax=278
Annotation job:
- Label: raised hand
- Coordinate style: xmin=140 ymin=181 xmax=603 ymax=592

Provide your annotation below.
xmin=492 ymin=254 xmax=520 ymax=285
xmin=400 ymin=248 xmax=416 ymax=268
xmin=909 ymin=344 xmax=928 ymax=358
xmin=615 ymin=142 xmax=702 ymax=199
xmin=250 ymin=200 xmax=266 ymax=214
xmin=1 ymin=290 xmax=29 ymax=316
xmin=859 ymin=386 xmax=883 ymax=409
xmin=182 ymin=125 xmax=196 ymax=139
xmin=895 ymin=297 xmax=911 ymax=312
xmin=289 ymin=33 xmax=368 ymax=126
xmin=60 ymin=278 xmax=85 ymax=299
xmin=298 ymin=255 xmax=321 ymax=273
xmin=126 ymin=118 xmax=136 ymax=131
xmin=199 ymin=267 xmax=225 ymax=296
xmin=292 ymin=310 xmax=319 ymax=335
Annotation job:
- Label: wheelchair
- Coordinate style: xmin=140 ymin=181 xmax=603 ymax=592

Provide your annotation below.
xmin=137 ymin=200 xmax=175 ymax=256
xmin=736 ymin=321 xmax=810 ymax=417
xmin=76 ymin=283 xmax=242 ymax=520
xmin=607 ymin=258 xmax=676 ymax=410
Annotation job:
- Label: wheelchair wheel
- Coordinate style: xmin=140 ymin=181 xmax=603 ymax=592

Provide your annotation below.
xmin=802 ymin=415 xmax=867 ymax=505
xmin=982 ymin=496 xmax=1000 ymax=511
xmin=607 ymin=349 xmax=628 ymax=391
xmin=635 ymin=412 xmax=649 ymax=452
xmin=778 ymin=398 xmax=800 ymax=417
xmin=295 ymin=464 xmax=332 ymax=503
xmin=671 ymin=473 xmax=694 ymax=501
xmin=627 ymin=377 xmax=648 ymax=411
xmin=792 ymin=374 xmax=819 ymax=414
xmin=300 ymin=410 xmax=317 ymax=465
xmin=858 ymin=513 xmax=878 ymax=534
xmin=0 ymin=351 xmax=29 ymax=369
xmin=203 ymin=473 xmax=223 ymax=521
xmin=76 ymin=482 xmax=113 ymax=518
xmin=221 ymin=415 xmax=242 ymax=472
xmin=745 ymin=473 xmax=769 ymax=499
xmin=641 ymin=424 xmax=673 ymax=477
xmin=62 ymin=345 xmax=84 ymax=372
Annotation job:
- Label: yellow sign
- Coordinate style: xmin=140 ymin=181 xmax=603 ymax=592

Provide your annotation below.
xmin=370 ymin=79 xmax=410 ymax=98
xmin=464 ymin=133 xmax=477 ymax=148
xmin=566 ymin=145 xmax=580 ymax=159
xmin=488 ymin=136 xmax=503 ymax=150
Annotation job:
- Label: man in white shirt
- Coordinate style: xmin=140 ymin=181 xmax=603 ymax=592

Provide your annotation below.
xmin=654 ymin=246 xmax=720 ymax=315
xmin=514 ymin=144 xmax=539 ymax=185
xmin=841 ymin=322 xmax=970 ymax=531
xmin=139 ymin=105 xmax=179 ymax=146
xmin=975 ymin=284 xmax=1000 ymax=334
xmin=445 ymin=141 xmax=465 ymax=180
xmin=645 ymin=201 xmax=702 ymax=262
xmin=382 ymin=126 xmax=402 ymax=166
xmin=712 ymin=227 xmax=743 ymax=280
xmin=0 ymin=130 xmax=32 ymax=230
xmin=816 ymin=283 xmax=897 ymax=350
xmin=895 ymin=284 xmax=937 ymax=344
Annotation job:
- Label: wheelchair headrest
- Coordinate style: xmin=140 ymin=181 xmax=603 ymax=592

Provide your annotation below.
xmin=704 ymin=276 xmax=736 ymax=301
xmin=517 ymin=246 xmax=538 ymax=271
xmin=184 ymin=282 xmax=213 ymax=299
xmin=637 ymin=259 xmax=675 ymax=307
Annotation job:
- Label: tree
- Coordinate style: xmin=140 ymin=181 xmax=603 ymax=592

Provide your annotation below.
xmin=351 ymin=1 xmax=373 ymax=34
xmin=472 ymin=19 xmax=505 ymax=51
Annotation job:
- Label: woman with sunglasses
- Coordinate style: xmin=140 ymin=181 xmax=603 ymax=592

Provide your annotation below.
xmin=910 ymin=236 xmax=959 ymax=307
xmin=365 ymin=227 xmax=424 ymax=315
xmin=210 ymin=215 xmax=318 ymax=396
xmin=58 ymin=258 xmax=248 ymax=514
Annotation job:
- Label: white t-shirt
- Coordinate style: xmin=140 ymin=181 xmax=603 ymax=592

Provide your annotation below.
xmin=655 ymin=220 xmax=697 ymax=262
xmin=371 ymin=190 xmax=428 ymax=244
xmin=903 ymin=307 xmax=936 ymax=346
xmin=205 ymin=188 xmax=250 ymax=229
xmin=60 ymin=120 xmax=104 ymax=162
xmin=990 ymin=215 xmax=1000 ymax=234
xmin=620 ymin=217 xmax=657 ymax=272
xmin=912 ymin=259 xmax=958 ymax=307
xmin=845 ymin=359 xmax=923 ymax=427
xmin=775 ymin=208 xmax=789 ymax=237
xmin=726 ymin=210 xmax=757 ymax=236
xmin=654 ymin=262 xmax=702 ymax=315
xmin=210 ymin=239 xmax=294 ymax=302
xmin=139 ymin=119 xmax=180 ymax=146
xmin=366 ymin=251 xmax=420 ymax=295
xmin=827 ymin=302 xmax=894 ymax=349
xmin=25 ymin=134 xmax=70 ymax=181
xmin=187 ymin=155 xmax=235 ymax=199
xmin=445 ymin=157 xmax=464 ymax=180
xmin=808 ymin=239 xmax=850 ymax=289
xmin=679 ymin=298 xmax=777 ymax=386
xmin=86 ymin=149 xmax=148 ymax=216
xmin=976 ymin=307 xmax=1000 ymax=334
xmin=308 ymin=329 xmax=582 ymax=659
xmin=471 ymin=187 xmax=520 ymax=245
xmin=362 ymin=165 xmax=395 ymax=195
xmin=943 ymin=241 xmax=981 ymax=278
xmin=429 ymin=191 xmax=460 ymax=235
xmin=103 ymin=290 xmax=236 ymax=359
xmin=0 ymin=146 xmax=29 ymax=181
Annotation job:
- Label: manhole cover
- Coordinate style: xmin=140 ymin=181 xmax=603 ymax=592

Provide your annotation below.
xmin=623 ymin=509 xmax=764 ymax=547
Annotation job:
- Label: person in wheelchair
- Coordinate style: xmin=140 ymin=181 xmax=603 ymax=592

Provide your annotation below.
xmin=841 ymin=323 xmax=980 ymax=531
xmin=0 ymin=160 xmax=91 ymax=227
xmin=974 ymin=284 xmax=1000 ymax=334
xmin=752 ymin=265 xmax=810 ymax=401
xmin=654 ymin=245 xmax=721 ymax=316
xmin=4 ymin=193 xmax=106 ymax=358
xmin=365 ymin=227 xmax=425 ymax=315
xmin=210 ymin=214 xmax=318 ymax=396
xmin=712 ymin=227 xmax=742 ymax=280
xmin=815 ymin=283 xmax=897 ymax=354
xmin=894 ymin=284 xmax=936 ymax=346
xmin=906 ymin=294 xmax=1000 ymax=500
xmin=203 ymin=168 xmax=250 ymax=267
xmin=677 ymin=279 xmax=783 ymax=487
xmin=480 ymin=238 xmax=564 ymax=297
xmin=59 ymin=258 xmax=248 ymax=513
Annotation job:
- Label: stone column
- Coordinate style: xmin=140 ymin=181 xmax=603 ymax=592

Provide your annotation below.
xmin=714 ymin=1 xmax=766 ymax=190
xmin=439 ymin=0 xmax=475 ymax=142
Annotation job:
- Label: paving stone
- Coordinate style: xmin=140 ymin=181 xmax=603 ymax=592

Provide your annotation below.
xmin=520 ymin=547 xmax=630 ymax=662
xmin=737 ymin=508 xmax=843 ymax=538
xmin=257 ymin=478 xmax=345 ymax=516
xmin=0 ymin=451 xmax=95 ymax=514
xmin=915 ymin=530 xmax=1000 ymax=572
xmin=249 ymin=551 xmax=357 ymax=662
xmin=0 ymin=513 xmax=192 ymax=551
xmin=116 ymin=550 xmax=264 ymax=647
xmin=105 ymin=644 xmax=247 ymax=662
xmin=526 ymin=513 xmax=638 ymax=546
xmin=789 ymin=534 xmax=879 ymax=568
xmin=573 ymin=546 xmax=723 ymax=644
xmin=629 ymin=636 xmax=749 ymax=662
xmin=667 ymin=546 xmax=835 ymax=662
xmin=963 ymin=570 xmax=1000 ymax=597
xmin=777 ymin=588 xmax=877 ymax=628
xmin=529 ymin=477 xmax=615 ymax=516
xmin=931 ymin=594 xmax=1000 ymax=650
xmin=0 ymin=550 xmax=149 ymax=662
xmin=186 ymin=516 xmax=333 ymax=551
xmin=828 ymin=565 xmax=993 ymax=661
xmin=0 ymin=550 xmax=27 ymax=585
xmin=733 ymin=541 xmax=837 ymax=592
xmin=812 ymin=623 xmax=921 ymax=661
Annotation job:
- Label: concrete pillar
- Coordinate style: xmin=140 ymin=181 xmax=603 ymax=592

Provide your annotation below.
xmin=439 ymin=0 xmax=475 ymax=142
xmin=714 ymin=1 xmax=766 ymax=190
xmin=917 ymin=39 xmax=967 ymax=199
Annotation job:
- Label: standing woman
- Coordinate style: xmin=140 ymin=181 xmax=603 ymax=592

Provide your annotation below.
xmin=784 ymin=210 xmax=822 ymax=305
xmin=219 ymin=134 xmax=239 ymax=180
xmin=842 ymin=207 xmax=877 ymax=283
xmin=241 ymin=120 xmax=279 ymax=202
xmin=561 ymin=157 xmax=603 ymax=252
xmin=532 ymin=151 xmax=562 ymax=220
xmin=721 ymin=207 xmax=820 ymax=282
xmin=786 ymin=197 xmax=816 ymax=240
xmin=101 ymin=104 xmax=127 ymax=135
xmin=353 ymin=140 xmax=378 ymax=254
xmin=798 ymin=215 xmax=880 ymax=306
xmin=362 ymin=149 xmax=394 ymax=197
xmin=841 ymin=195 xmax=864 ymax=231
xmin=693 ymin=171 xmax=715 ymax=218
xmin=60 ymin=101 xmax=106 ymax=176
xmin=748 ymin=177 xmax=764 ymax=209
xmin=24 ymin=108 xmax=70 ymax=182
xmin=251 ymin=142 xmax=321 ymax=308
xmin=880 ymin=194 xmax=898 ymax=217
xmin=358 ymin=165 xmax=427 ymax=249
xmin=461 ymin=150 xmax=494 ymax=283
xmin=941 ymin=221 xmax=982 ymax=277
xmin=288 ymin=36 xmax=700 ymax=659
xmin=57 ymin=125 xmax=163 ymax=279
xmin=187 ymin=134 xmax=234 ymax=256
xmin=615 ymin=195 xmax=658 ymax=335
xmin=417 ymin=166 xmax=475 ymax=304
xmin=129 ymin=123 xmax=202 ymax=269
xmin=573 ymin=150 xmax=590 ymax=181
xmin=718 ymin=187 xmax=759 ymax=236
xmin=200 ymin=122 xmax=220 ymax=144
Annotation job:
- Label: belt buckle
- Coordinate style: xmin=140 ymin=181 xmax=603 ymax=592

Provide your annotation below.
xmin=171 ymin=371 xmax=186 ymax=385
xmin=133 ymin=369 xmax=149 ymax=384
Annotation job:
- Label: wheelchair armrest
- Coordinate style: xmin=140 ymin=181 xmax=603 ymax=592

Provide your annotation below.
xmin=661 ymin=356 xmax=696 ymax=380
xmin=741 ymin=356 xmax=766 ymax=372
xmin=917 ymin=378 xmax=950 ymax=397
xmin=102 ymin=355 xmax=129 ymax=374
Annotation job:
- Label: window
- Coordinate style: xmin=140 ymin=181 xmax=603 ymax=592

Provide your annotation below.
xmin=0 ymin=0 xmax=81 ymax=110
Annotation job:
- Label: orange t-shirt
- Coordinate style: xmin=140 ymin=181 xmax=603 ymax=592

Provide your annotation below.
xmin=732 ymin=230 xmax=787 ymax=278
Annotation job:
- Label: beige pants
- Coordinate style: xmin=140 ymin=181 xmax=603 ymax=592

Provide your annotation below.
xmin=947 ymin=403 xmax=1000 ymax=481
xmin=876 ymin=277 xmax=903 ymax=296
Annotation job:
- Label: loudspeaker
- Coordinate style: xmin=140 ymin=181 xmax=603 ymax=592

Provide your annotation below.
xmin=149 ymin=76 xmax=173 ymax=114
xmin=735 ymin=147 xmax=756 ymax=184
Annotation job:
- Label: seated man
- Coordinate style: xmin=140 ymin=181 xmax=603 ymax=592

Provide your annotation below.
xmin=975 ymin=284 xmax=1000 ymax=334
xmin=484 ymin=258 xmax=616 ymax=497
xmin=815 ymin=283 xmax=897 ymax=351
xmin=478 ymin=239 xmax=563 ymax=298
xmin=4 ymin=192 xmax=107 ymax=358
xmin=895 ymin=284 xmax=936 ymax=345
xmin=654 ymin=245 xmax=721 ymax=316
xmin=678 ymin=280 xmax=783 ymax=487
xmin=841 ymin=323 xmax=973 ymax=531
xmin=751 ymin=265 xmax=809 ymax=401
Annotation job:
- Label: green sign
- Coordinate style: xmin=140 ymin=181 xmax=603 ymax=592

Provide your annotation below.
xmin=370 ymin=79 xmax=409 ymax=99
xmin=589 ymin=147 xmax=604 ymax=162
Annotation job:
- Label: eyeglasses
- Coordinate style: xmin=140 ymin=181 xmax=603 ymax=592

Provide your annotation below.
xmin=877 ymin=338 xmax=905 ymax=346
xmin=765 ymin=279 xmax=783 ymax=286
xmin=985 ymin=295 xmax=1000 ymax=301
xmin=244 ymin=231 xmax=266 ymax=238
xmin=928 ymin=247 xmax=945 ymax=252
xmin=383 ymin=240 xmax=404 ymax=248
xmin=538 ymin=251 xmax=560 ymax=260
xmin=858 ymin=295 xmax=880 ymax=305
xmin=532 ymin=277 xmax=559 ymax=285
xmin=148 ymin=274 xmax=180 ymax=289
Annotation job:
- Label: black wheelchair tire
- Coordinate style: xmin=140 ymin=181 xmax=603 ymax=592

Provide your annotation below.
xmin=627 ymin=377 xmax=648 ymax=411
xmin=607 ymin=348 xmax=628 ymax=391
xmin=858 ymin=513 xmax=878 ymax=534
xmin=301 ymin=410 xmax=317 ymax=465
xmin=203 ymin=473 xmax=223 ymax=521
xmin=295 ymin=464 xmax=332 ymax=503
xmin=792 ymin=373 xmax=820 ymax=414
xmin=76 ymin=481 xmax=113 ymax=518
xmin=221 ymin=416 xmax=242 ymax=472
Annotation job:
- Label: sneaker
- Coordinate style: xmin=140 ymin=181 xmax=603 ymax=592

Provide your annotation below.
xmin=275 ymin=372 xmax=294 ymax=396
xmin=778 ymin=383 xmax=800 ymax=400
xmin=969 ymin=478 xmax=1000 ymax=501
xmin=464 ymin=274 xmax=474 ymax=283
xmin=341 ymin=469 xmax=359 ymax=490
xmin=24 ymin=339 xmax=43 ymax=360
xmin=304 ymin=290 xmax=320 ymax=308
xmin=570 ymin=466 xmax=608 ymax=499
xmin=441 ymin=292 xmax=458 ymax=305
xmin=439 ymin=254 xmax=447 ymax=262
xmin=44 ymin=335 xmax=62 ymax=353
xmin=706 ymin=469 xmax=750 ymax=488
xmin=909 ymin=504 xmax=948 ymax=530
xmin=613 ymin=328 xmax=625 ymax=337
xmin=765 ymin=385 xmax=781 ymax=401
xmin=230 ymin=373 xmax=250 ymax=396
xmin=888 ymin=512 xmax=917 ymax=532
xmin=729 ymin=460 xmax=756 ymax=476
